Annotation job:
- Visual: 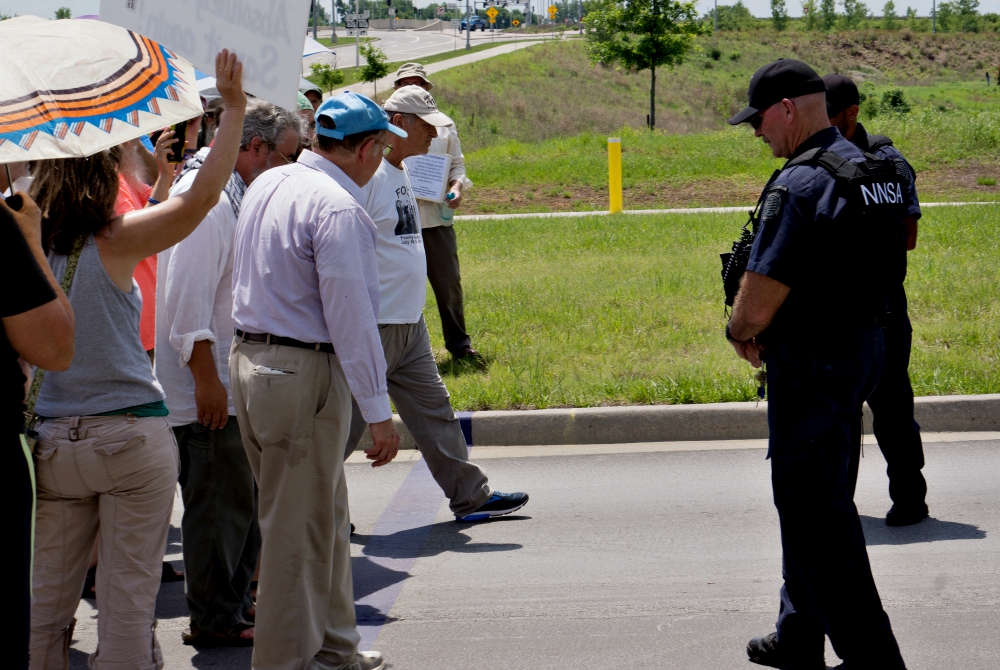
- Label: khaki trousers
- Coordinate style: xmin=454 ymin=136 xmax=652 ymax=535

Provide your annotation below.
xmin=30 ymin=415 xmax=178 ymax=670
xmin=230 ymin=341 xmax=359 ymax=670
xmin=344 ymin=317 xmax=491 ymax=517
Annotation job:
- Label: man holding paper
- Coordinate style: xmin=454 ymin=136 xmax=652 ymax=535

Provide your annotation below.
xmin=349 ymin=86 xmax=529 ymax=522
xmin=395 ymin=64 xmax=479 ymax=360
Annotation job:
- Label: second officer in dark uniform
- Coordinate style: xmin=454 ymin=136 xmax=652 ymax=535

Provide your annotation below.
xmin=726 ymin=60 xmax=908 ymax=669
xmin=824 ymin=73 xmax=929 ymax=526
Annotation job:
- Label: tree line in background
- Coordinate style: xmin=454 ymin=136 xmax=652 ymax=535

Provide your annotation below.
xmin=713 ymin=0 xmax=995 ymax=32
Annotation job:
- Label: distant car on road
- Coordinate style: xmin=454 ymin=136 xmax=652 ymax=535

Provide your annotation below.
xmin=461 ymin=16 xmax=488 ymax=31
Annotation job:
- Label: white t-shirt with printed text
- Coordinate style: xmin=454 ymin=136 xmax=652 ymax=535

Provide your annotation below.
xmin=360 ymin=159 xmax=427 ymax=324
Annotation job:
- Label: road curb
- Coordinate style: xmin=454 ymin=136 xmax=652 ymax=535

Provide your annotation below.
xmin=358 ymin=394 xmax=1000 ymax=450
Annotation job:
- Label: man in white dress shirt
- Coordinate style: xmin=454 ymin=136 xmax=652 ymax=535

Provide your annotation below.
xmin=345 ymin=86 xmax=529 ymax=522
xmin=230 ymin=93 xmax=403 ymax=670
xmin=155 ymin=100 xmax=301 ymax=646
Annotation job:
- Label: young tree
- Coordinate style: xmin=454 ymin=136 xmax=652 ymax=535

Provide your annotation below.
xmin=802 ymin=0 xmax=818 ymax=29
xmin=359 ymin=41 xmax=390 ymax=98
xmin=710 ymin=1 xmax=756 ymax=30
xmin=584 ymin=0 xmax=704 ymax=130
xmin=841 ymin=0 xmax=868 ymax=28
xmin=54 ymin=7 xmax=71 ymax=19
xmin=771 ymin=0 xmax=790 ymax=29
xmin=820 ymin=0 xmax=838 ymax=28
xmin=310 ymin=63 xmax=346 ymax=95
xmin=955 ymin=0 xmax=980 ymax=31
xmin=905 ymin=5 xmax=918 ymax=26
xmin=882 ymin=0 xmax=898 ymax=27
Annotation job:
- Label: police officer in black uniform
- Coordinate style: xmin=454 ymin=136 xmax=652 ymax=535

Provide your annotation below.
xmin=726 ymin=60 xmax=908 ymax=669
xmin=824 ymin=73 xmax=929 ymax=527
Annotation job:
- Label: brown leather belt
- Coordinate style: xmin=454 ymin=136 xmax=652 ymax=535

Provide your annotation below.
xmin=235 ymin=329 xmax=334 ymax=354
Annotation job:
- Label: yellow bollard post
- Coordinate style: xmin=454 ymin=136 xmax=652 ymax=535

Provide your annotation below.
xmin=608 ymin=137 xmax=622 ymax=214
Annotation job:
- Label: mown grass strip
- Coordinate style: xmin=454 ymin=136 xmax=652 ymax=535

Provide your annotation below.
xmin=425 ymin=205 xmax=1000 ymax=410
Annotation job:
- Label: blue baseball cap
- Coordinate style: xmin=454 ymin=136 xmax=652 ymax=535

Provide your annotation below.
xmin=315 ymin=92 xmax=408 ymax=140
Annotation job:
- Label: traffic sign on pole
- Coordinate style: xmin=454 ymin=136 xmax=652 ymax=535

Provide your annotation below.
xmin=486 ymin=6 xmax=499 ymax=18
xmin=547 ymin=4 xmax=557 ymax=18
xmin=512 ymin=18 xmax=520 ymax=25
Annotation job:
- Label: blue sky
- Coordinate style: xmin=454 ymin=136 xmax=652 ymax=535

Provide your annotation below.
xmin=8 ymin=0 xmax=1000 ymax=20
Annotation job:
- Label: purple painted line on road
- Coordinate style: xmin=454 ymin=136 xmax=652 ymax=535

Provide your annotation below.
xmin=354 ymin=455 xmax=445 ymax=650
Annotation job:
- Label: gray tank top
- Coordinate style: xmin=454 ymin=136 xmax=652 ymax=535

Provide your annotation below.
xmin=35 ymin=237 xmax=165 ymax=417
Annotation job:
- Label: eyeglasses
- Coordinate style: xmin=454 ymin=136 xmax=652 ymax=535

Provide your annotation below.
xmin=749 ymin=114 xmax=764 ymax=131
xmin=268 ymin=146 xmax=295 ymax=165
xmin=371 ymin=138 xmax=393 ymax=157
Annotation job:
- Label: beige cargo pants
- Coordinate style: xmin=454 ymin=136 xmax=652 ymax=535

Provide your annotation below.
xmin=30 ymin=414 xmax=178 ymax=670
xmin=230 ymin=340 xmax=360 ymax=670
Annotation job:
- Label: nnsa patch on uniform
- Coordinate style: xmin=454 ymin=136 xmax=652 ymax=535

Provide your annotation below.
xmin=859 ymin=180 xmax=905 ymax=206
xmin=760 ymin=189 xmax=784 ymax=224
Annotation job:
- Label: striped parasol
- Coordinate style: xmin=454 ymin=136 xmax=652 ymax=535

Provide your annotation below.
xmin=0 ymin=15 xmax=203 ymax=164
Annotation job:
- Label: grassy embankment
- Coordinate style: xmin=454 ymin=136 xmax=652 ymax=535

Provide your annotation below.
xmin=427 ymin=205 xmax=1000 ymax=410
xmin=426 ymin=33 xmax=1000 ymax=213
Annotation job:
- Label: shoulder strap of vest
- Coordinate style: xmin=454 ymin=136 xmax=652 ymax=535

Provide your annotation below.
xmin=784 ymin=148 xmax=863 ymax=182
xmin=866 ymin=134 xmax=894 ymax=151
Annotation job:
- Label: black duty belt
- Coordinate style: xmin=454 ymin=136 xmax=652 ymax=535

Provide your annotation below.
xmin=235 ymin=329 xmax=335 ymax=354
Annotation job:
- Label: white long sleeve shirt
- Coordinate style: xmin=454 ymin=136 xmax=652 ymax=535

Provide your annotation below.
xmin=231 ymin=150 xmax=392 ymax=424
xmin=154 ymin=169 xmax=237 ymax=427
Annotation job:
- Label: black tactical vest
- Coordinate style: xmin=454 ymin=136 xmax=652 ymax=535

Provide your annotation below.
xmin=721 ymin=149 xmax=908 ymax=331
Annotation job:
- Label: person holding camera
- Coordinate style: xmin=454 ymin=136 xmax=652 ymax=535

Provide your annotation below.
xmin=27 ymin=50 xmax=246 ymax=670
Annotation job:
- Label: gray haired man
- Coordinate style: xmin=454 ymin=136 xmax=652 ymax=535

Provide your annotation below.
xmin=155 ymin=99 xmax=301 ymax=646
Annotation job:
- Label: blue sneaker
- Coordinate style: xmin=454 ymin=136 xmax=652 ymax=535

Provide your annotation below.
xmin=456 ymin=491 xmax=529 ymax=522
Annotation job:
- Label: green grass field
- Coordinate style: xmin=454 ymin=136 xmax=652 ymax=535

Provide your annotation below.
xmin=423 ymin=205 xmax=1000 ymax=410
xmin=423 ymin=37 xmax=1000 ymax=213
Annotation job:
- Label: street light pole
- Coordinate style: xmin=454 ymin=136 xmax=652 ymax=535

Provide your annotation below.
xmin=332 ymin=0 xmax=337 ymax=39
xmin=714 ymin=0 xmax=717 ymax=31
xmin=466 ymin=0 xmax=471 ymax=49
xmin=932 ymin=0 xmax=936 ymax=33
xmin=578 ymin=0 xmax=582 ymax=34
xmin=355 ymin=0 xmax=360 ymax=65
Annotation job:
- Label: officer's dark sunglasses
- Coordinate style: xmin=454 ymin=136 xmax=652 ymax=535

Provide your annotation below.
xmin=749 ymin=114 xmax=764 ymax=131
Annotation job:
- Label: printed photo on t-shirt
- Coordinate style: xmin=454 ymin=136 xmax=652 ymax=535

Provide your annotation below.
xmin=394 ymin=184 xmax=419 ymax=236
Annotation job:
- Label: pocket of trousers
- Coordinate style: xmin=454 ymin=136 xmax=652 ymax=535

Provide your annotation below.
xmin=93 ymin=433 xmax=146 ymax=456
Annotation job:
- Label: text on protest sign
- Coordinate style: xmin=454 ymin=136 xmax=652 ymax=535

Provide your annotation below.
xmin=99 ymin=0 xmax=312 ymax=111
xmin=403 ymin=153 xmax=453 ymax=203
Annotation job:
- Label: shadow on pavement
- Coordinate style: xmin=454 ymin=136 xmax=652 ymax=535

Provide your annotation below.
xmin=356 ymin=518 xmax=525 ymax=559
xmin=861 ymin=515 xmax=986 ymax=545
xmin=190 ymin=646 xmax=253 ymax=668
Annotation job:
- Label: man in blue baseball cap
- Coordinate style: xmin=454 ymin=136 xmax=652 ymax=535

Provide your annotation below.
xmin=230 ymin=91 xmax=406 ymax=670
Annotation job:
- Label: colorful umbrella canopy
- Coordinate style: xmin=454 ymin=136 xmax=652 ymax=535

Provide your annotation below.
xmin=0 ymin=16 xmax=202 ymax=163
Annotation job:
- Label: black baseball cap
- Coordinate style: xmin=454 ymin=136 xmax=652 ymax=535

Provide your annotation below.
xmin=728 ymin=59 xmax=827 ymax=125
xmin=823 ymin=74 xmax=860 ymax=117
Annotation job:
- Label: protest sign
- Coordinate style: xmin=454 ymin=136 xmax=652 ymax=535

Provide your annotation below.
xmin=99 ymin=0 xmax=312 ymax=111
xmin=403 ymin=153 xmax=453 ymax=202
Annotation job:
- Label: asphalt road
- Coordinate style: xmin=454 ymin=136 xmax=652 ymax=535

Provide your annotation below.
xmin=324 ymin=28 xmax=550 ymax=68
xmin=66 ymin=433 xmax=998 ymax=669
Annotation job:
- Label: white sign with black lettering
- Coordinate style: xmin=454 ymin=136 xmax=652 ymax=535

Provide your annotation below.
xmin=99 ymin=0 xmax=312 ymax=111
xmin=403 ymin=152 xmax=453 ymax=202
